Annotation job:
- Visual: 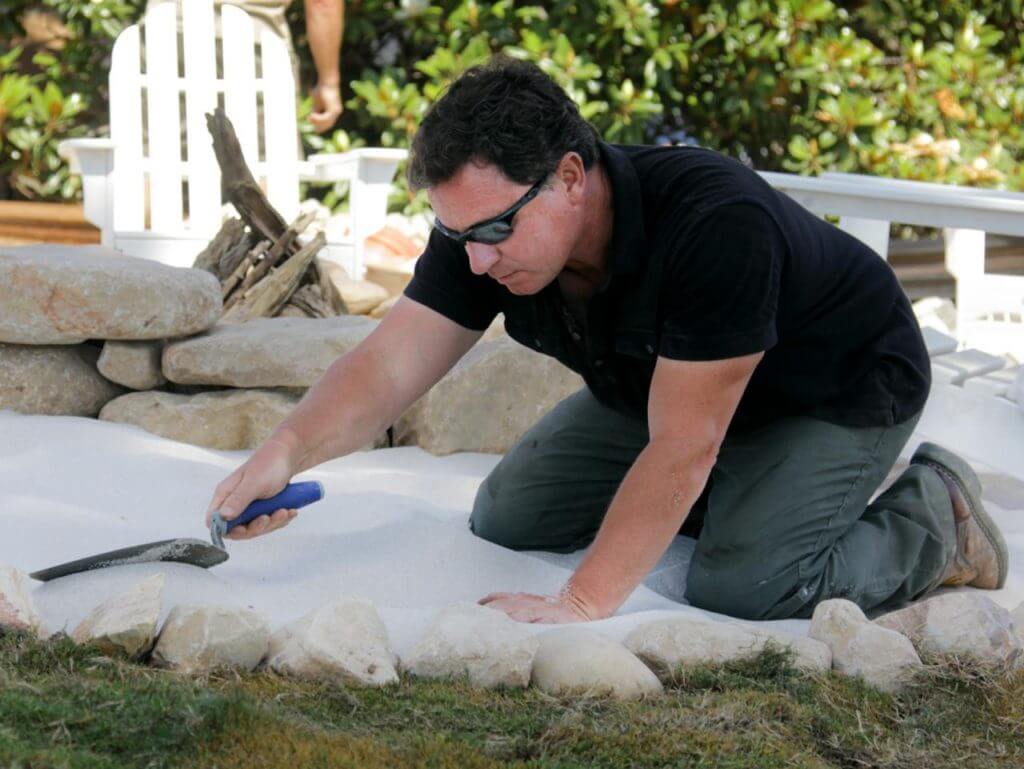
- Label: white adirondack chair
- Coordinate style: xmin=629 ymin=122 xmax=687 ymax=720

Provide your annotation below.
xmin=59 ymin=0 xmax=406 ymax=278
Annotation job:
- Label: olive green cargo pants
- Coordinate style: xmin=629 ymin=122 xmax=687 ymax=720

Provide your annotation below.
xmin=469 ymin=388 xmax=955 ymax=620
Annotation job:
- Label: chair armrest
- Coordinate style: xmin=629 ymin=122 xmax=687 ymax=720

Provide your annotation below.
xmin=299 ymin=147 xmax=408 ymax=183
xmin=58 ymin=138 xmax=117 ymax=175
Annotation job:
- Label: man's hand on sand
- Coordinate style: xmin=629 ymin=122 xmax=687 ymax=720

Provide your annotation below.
xmin=309 ymin=82 xmax=343 ymax=133
xmin=205 ymin=438 xmax=300 ymax=540
xmin=478 ymin=591 xmax=592 ymax=623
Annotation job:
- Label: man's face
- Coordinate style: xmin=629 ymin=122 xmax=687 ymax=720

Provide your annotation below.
xmin=427 ymin=158 xmax=582 ymax=295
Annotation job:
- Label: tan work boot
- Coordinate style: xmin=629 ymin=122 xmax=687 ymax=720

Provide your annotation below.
xmin=911 ymin=442 xmax=1008 ymax=590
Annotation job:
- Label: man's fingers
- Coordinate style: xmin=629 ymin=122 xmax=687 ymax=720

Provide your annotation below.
xmin=478 ymin=592 xmax=512 ymax=605
xmin=223 ymin=509 xmax=297 ymax=540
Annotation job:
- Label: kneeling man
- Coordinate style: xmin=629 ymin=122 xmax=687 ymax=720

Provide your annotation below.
xmin=206 ymin=56 xmax=1008 ymax=624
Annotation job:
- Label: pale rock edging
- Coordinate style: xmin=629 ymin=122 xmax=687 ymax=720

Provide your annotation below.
xmin=809 ymin=599 xmax=922 ymax=693
xmin=0 ymin=343 xmax=125 ymax=416
xmin=624 ymin=617 xmax=831 ymax=678
xmin=0 ymin=565 xmax=45 ymax=637
xmin=162 ymin=316 xmax=376 ymax=388
xmin=0 ymin=245 xmax=221 ymax=345
xmin=531 ymin=627 xmax=663 ymax=700
xmin=72 ymin=574 xmax=165 ymax=658
xmin=1012 ymin=601 xmax=1024 ymax=643
xmin=394 ymin=336 xmax=584 ymax=455
xmin=266 ymin=598 xmax=398 ymax=687
xmin=404 ymin=602 xmax=539 ymax=688
xmin=152 ymin=605 xmax=270 ymax=673
xmin=874 ymin=592 xmax=1023 ymax=670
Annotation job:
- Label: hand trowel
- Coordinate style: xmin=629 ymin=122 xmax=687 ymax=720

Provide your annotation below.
xmin=29 ymin=481 xmax=325 ymax=582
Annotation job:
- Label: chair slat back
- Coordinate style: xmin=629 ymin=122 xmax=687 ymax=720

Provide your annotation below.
xmin=109 ymin=24 xmax=145 ymax=231
xmin=257 ymin=12 xmax=300 ymax=222
xmin=143 ymin=3 xmax=184 ymax=230
xmin=107 ymin=0 xmax=300 ymax=236
xmin=221 ymin=4 xmax=260 ymax=174
xmin=182 ymin=0 xmax=220 ymax=233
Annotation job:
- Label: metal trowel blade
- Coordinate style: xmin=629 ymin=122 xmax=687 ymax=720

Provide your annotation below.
xmin=29 ymin=538 xmax=228 ymax=582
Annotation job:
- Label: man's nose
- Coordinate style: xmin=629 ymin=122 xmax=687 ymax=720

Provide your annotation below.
xmin=466 ymin=242 xmax=501 ymax=276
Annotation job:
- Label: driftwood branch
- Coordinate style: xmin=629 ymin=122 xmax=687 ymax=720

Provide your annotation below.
xmin=200 ymin=106 xmax=347 ymax=321
xmin=222 ymin=232 xmax=326 ymax=322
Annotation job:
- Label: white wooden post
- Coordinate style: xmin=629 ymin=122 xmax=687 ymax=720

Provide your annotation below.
xmin=944 ymin=227 xmax=986 ymax=334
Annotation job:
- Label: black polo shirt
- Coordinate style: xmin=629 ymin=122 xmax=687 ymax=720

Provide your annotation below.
xmin=403 ymin=143 xmax=930 ymax=433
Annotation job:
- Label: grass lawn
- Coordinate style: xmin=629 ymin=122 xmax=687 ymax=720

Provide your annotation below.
xmin=1 ymin=631 xmax=1022 ymax=768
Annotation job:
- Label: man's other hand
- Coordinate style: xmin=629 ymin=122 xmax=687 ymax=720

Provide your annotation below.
xmin=478 ymin=591 xmax=593 ymax=624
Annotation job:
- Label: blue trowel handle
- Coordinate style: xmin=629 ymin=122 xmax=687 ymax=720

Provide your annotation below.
xmin=225 ymin=481 xmax=325 ymax=533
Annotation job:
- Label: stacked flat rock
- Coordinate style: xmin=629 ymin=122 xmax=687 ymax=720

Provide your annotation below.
xmin=0 ymin=245 xmax=221 ymax=416
xmin=161 ymin=315 xmax=376 ymax=388
xmin=100 ymin=389 xmax=305 ymax=451
xmin=0 ymin=245 xmax=220 ymax=344
xmin=96 ymin=315 xmax=386 ymax=450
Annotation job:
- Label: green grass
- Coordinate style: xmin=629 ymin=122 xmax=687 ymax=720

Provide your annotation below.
xmin=2 ymin=632 xmax=1022 ymax=769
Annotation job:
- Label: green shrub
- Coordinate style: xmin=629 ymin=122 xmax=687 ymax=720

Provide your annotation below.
xmin=2 ymin=1 xmax=1021 ymax=209
xmin=0 ymin=0 xmax=142 ymax=200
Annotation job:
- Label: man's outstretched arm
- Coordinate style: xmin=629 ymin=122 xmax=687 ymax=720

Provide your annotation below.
xmin=480 ymin=350 xmax=762 ymax=622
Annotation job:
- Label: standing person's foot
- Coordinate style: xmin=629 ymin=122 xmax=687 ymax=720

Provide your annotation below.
xmin=911 ymin=442 xmax=1008 ymax=590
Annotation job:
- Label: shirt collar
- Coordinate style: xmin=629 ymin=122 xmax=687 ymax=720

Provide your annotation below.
xmin=599 ymin=142 xmax=649 ymax=276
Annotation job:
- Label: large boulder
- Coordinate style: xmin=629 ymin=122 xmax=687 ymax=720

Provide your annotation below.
xmin=0 ymin=245 xmax=221 ymax=344
xmin=98 ymin=340 xmax=167 ymax=390
xmin=265 ymin=598 xmax=398 ymax=687
xmin=152 ymin=605 xmax=270 ymax=673
xmin=404 ymin=602 xmax=539 ymax=688
xmin=0 ymin=566 xmax=44 ymax=637
xmin=624 ymin=617 xmax=831 ymax=677
xmin=72 ymin=574 xmax=164 ymax=658
xmin=810 ymin=599 xmax=922 ymax=693
xmin=162 ymin=316 xmax=376 ymax=388
xmin=394 ymin=337 xmax=584 ymax=455
xmin=531 ymin=628 xmax=663 ymax=700
xmin=0 ymin=343 xmax=124 ymax=416
xmin=874 ymin=593 xmax=1022 ymax=669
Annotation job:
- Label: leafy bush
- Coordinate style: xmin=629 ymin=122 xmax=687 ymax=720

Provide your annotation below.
xmin=0 ymin=0 xmax=142 ymax=200
xmin=2 ymin=0 xmax=1021 ymax=209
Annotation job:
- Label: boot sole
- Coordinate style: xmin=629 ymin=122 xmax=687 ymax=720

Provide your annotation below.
xmin=913 ymin=442 xmax=1009 ymax=590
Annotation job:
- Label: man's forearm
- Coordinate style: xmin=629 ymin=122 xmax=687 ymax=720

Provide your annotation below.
xmin=269 ymin=345 xmax=399 ymax=474
xmin=566 ymin=438 xmax=715 ymax=618
xmin=304 ymin=0 xmax=344 ymax=85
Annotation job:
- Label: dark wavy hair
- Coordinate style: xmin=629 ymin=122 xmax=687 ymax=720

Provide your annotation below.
xmin=407 ymin=55 xmax=600 ymax=191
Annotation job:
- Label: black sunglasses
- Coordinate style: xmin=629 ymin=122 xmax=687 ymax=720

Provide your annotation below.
xmin=433 ymin=177 xmax=546 ymax=246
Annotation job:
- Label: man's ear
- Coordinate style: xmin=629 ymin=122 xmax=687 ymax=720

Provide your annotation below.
xmin=557 ymin=152 xmax=587 ymax=204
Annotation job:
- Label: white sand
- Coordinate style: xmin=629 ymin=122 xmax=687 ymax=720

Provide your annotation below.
xmin=3 ymin=410 xmax=1023 ymax=659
